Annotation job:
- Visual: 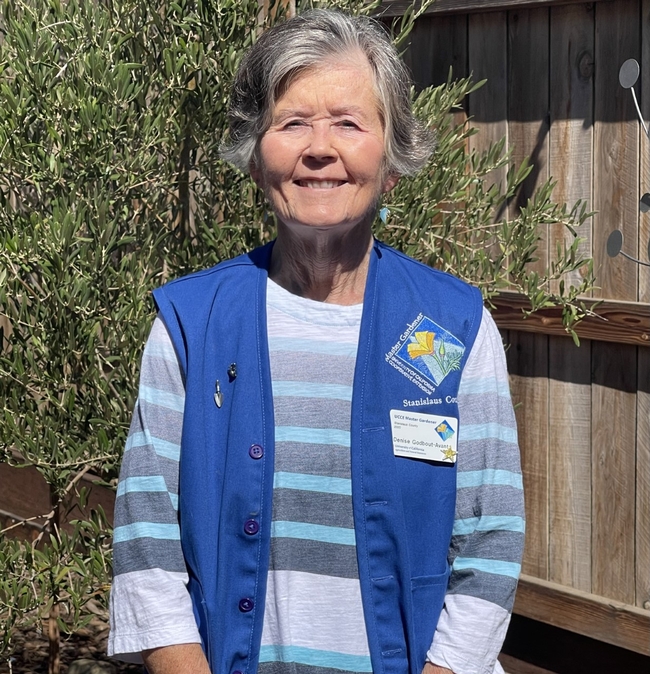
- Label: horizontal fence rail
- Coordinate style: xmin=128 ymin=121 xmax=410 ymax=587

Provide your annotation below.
xmin=379 ymin=0 xmax=612 ymax=18
xmin=492 ymin=293 xmax=650 ymax=346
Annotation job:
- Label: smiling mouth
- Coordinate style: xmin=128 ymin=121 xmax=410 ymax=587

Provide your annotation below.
xmin=295 ymin=180 xmax=346 ymax=189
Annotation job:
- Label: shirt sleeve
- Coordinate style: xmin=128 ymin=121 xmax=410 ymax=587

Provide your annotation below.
xmin=427 ymin=307 xmax=524 ymax=674
xmin=108 ymin=316 xmax=201 ymax=663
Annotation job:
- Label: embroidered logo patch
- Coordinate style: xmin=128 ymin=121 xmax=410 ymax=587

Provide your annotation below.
xmin=385 ymin=314 xmax=465 ymax=394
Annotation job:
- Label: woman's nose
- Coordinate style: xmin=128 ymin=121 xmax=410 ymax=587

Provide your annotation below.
xmin=305 ymin=123 xmax=337 ymax=161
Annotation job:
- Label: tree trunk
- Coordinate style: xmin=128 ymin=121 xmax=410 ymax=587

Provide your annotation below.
xmin=48 ymin=494 xmax=61 ymax=674
xmin=48 ymin=600 xmax=60 ymax=674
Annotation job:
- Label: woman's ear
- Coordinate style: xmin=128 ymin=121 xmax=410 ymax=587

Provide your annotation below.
xmin=382 ymin=174 xmax=400 ymax=193
xmin=250 ymin=162 xmax=262 ymax=186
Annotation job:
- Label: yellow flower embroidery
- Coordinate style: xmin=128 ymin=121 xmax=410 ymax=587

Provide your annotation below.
xmin=407 ymin=331 xmax=435 ymax=359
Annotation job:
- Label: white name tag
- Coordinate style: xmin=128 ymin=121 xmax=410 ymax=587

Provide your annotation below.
xmin=389 ymin=410 xmax=458 ymax=463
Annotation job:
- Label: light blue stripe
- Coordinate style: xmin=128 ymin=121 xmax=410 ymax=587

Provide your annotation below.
xmin=461 ymin=423 xmax=518 ymax=444
xmin=116 ymin=477 xmax=178 ymax=510
xmin=274 ymin=472 xmax=352 ymax=496
xmin=456 ymin=469 xmax=523 ymax=490
xmin=139 ymin=385 xmax=185 ymax=413
xmin=269 ymin=337 xmax=357 ymax=357
xmin=453 ymin=515 xmax=525 ymax=536
xmin=271 ymin=521 xmax=356 ymax=546
xmin=459 ymin=376 xmax=511 ymax=398
xmin=452 ymin=557 xmax=521 ymax=579
xmin=259 ymin=645 xmax=372 ymax=672
xmin=143 ymin=340 xmax=179 ymax=364
xmin=272 ymin=380 xmax=353 ymax=401
xmin=276 ymin=426 xmax=350 ymax=446
xmin=117 ymin=476 xmax=167 ymax=497
xmin=113 ymin=522 xmax=180 ymax=544
xmin=125 ymin=431 xmax=180 ymax=462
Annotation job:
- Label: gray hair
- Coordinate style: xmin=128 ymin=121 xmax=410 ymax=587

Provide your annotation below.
xmin=220 ymin=9 xmax=434 ymax=176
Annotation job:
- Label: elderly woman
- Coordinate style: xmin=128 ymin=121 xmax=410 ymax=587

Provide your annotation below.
xmin=108 ymin=10 xmax=524 ymax=674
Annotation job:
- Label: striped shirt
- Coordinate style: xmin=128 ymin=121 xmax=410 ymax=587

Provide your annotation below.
xmin=260 ymin=280 xmax=369 ymax=674
xmin=108 ymin=279 xmax=523 ymax=674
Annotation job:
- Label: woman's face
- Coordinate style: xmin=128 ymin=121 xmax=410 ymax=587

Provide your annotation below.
xmin=252 ymin=55 xmax=398 ymax=235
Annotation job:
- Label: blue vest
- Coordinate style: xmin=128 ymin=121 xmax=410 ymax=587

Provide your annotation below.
xmin=153 ymin=240 xmax=483 ymax=674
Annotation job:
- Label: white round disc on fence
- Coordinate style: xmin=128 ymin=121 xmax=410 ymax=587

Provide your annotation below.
xmin=619 ymin=59 xmax=640 ymax=89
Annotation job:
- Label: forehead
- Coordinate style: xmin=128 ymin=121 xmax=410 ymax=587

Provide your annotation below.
xmin=273 ymin=53 xmax=383 ymax=119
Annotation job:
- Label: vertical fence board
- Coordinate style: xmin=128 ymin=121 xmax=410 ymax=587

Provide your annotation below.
xmin=641 ymin=0 xmax=650 ymax=301
xmin=594 ymin=0 xmax=640 ymax=301
xmin=507 ymin=331 xmax=549 ymax=580
xmin=504 ymin=6 xmax=551 ymax=584
xmin=548 ymin=3 xmax=594 ymax=294
xmin=548 ymin=337 xmax=592 ymax=592
xmin=405 ymin=14 xmax=468 ymax=91
xmin=508 ymin=7 xmax=550 ymax=273
xmin=468 ymin=11 xmax=508 ymax=192
xmin=637 ymin=347 xmax=650 ymax=609
xmin=591 ymin=342 xmax=637 ymax=604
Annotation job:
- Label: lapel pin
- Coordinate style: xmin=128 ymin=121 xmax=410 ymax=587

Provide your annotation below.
xmin=214 ymin=380 xmax=223 ymax=408
xmin=228 ymin=363 xmax=237 ymax=381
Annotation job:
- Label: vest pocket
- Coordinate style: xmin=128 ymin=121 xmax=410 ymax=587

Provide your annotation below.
xmin=410 ymin=567 xmax=451 ymax=669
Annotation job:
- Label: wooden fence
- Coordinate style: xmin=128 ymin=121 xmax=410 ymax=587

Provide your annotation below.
xmin=384 ymin=0 xmax=650 ymax=656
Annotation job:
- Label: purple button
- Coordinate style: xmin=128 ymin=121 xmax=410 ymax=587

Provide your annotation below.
xmin=249 ymin=444 xmax=263 ymax=459
xmin=244 ymin=519 xmax=259 ymax=535
xmin=239 ymin=597 xmax=254 ymax=612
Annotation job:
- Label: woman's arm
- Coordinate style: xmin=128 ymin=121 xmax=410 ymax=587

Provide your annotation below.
xmin=143 ymin=644 xmax=211 ymax=674
xmin=423 ymin=664 xmax=454 ymax=674
xmin=427 ymin=308 xmax=524 ymax=674
xmin=109 ymin=317 xmax=202 ymax=662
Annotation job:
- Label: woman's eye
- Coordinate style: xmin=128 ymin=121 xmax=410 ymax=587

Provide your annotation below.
xmin=284 ymin=120 xmax=304 ymax=129
xmin=340 ymin=120 xmax=359 ymax=128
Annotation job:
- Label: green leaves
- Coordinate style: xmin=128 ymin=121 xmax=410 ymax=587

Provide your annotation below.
xmin=378 ymin=75 xmax=596 ymax=341
xmin=0 ymin=0 xmax=268 ymax=652
xmin=0 ymin=507 xmax=112 ymax=653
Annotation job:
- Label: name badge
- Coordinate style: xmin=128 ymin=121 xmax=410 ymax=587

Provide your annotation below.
xmin=389 ymin=410 xmax=458 ymax=463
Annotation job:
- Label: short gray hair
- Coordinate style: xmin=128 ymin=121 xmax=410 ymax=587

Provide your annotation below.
xmin=221 ymin=9 xmax=434 ymax=176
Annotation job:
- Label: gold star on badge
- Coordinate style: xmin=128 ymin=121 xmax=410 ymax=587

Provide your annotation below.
xmin=441 ymin=447 xmax=457 ymax=461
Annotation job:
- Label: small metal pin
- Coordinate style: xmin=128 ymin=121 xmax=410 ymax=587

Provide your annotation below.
xmin=227 ymin=362 xmax=237 ymax=381
xmin=214 ymin=380 xmax=223 ymax=408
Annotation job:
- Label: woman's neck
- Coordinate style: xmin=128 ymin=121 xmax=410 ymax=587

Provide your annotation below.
xmin=269 ymin=222 xmax=373 ymax=305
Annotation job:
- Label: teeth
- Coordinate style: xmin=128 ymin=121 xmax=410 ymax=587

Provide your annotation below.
xmin=299 ymin=180 xmax=343 ymax=189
